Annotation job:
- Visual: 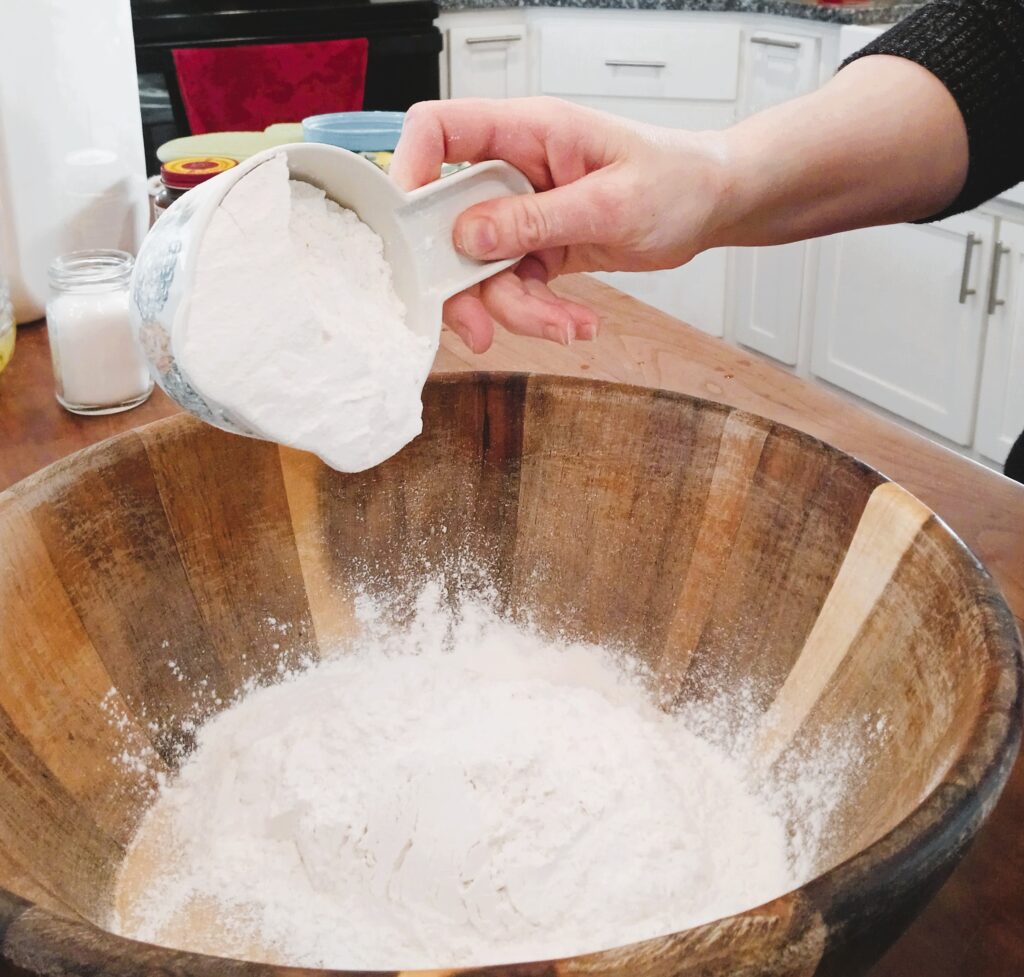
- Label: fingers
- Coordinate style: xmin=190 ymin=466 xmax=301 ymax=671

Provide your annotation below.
xmin=515 ymin=255 xmax=552 ymax=283
xmin=442 ymin=292 xmax=495 ymax=353
xmin=391 ymin=97 xmax=615 ymax=192
xmin=478 ymin=270 xmax=597 ymax=345
xmin=454 ymin=175 xmax=613 ymax=262
xmin=519 ymin=278 xmax=600 ymax=341
xmin=480 ymin=273 xmax=572 ymax=346
xmin=391 ymin=101 xmax=450 ymax=192
xmin=442 ymin=269 xmax=600 ymax=352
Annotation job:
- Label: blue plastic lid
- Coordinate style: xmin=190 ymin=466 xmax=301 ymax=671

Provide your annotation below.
xmin=302 ymin=111 xmax=406 ymax=152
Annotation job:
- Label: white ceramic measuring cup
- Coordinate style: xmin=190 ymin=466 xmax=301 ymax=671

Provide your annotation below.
xmin=129 ymin=142 xmax=533 ymax=437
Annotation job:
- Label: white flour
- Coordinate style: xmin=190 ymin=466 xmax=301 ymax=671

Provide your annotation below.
xmin=180 ymin=154 xmax=434 ymax=472
xmin=111 ymin=587 xmax=826 ymax=970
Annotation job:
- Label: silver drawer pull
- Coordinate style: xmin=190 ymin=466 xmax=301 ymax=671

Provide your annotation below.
xmin=987 ymin=242 xmax=1011 ymax=315
xmin=750 ymin=36 xmax=802 ymax=49
xmin=958 ymin=232 xmax=979 ymax=304
xmin=465 ymin=34 xmax=522 ymax=45
xmin=604 ymin=59 xmax=668 ymax=69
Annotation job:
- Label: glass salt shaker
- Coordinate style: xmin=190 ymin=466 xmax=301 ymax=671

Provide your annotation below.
xmin=46 ymin=249 xmax=153 ymax=415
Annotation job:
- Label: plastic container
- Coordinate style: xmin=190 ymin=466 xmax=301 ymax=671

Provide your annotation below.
xmin=302 ymin=111 xmax=405 ymax=171
xmin=0 ymin=0 xmax=148 ymax=324
xmin=47 ymin=250 xmax=153 ymax=415
xmin=302 ymin=111 xmax=405 ymax=151
xmin=155 ymin=157 xmax=238 ymax=220
xmin=301 ymin=112 xmax=468 ymax=177
xmin=155 ymin=124 xmax=305 ymax=166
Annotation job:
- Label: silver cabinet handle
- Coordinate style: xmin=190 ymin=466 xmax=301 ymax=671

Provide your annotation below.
xmin=987 ymin=242 xmax=1011 ymax=315
xmin=959 ymin=232 xmax=979 ymax=304
xmin=604 ymin=59 xmax=668 ymax=69
xmin=465 ymin=34 xmax=522 ymax=45
xmin=750 ymin=37 xmax=802 ymax=49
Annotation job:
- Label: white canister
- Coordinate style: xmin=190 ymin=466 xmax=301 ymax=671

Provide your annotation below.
xmin=47 ymin=250 xmax=153 ymax=415
xmin=0 ymin=0 xmax=148 ymax=324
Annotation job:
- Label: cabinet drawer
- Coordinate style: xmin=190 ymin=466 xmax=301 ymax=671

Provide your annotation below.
xmin=539 ymin=21 xmax=741 ymax=102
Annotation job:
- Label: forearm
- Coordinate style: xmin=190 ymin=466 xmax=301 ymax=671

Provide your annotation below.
xmin=706 ymin=55 xmax=968 ymax=248
xmin=705 ymin=0 xmax=1024 ymax=249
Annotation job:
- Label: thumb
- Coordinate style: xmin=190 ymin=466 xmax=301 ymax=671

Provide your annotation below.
xmin=454 ymin=179 xmax=601 ymax=260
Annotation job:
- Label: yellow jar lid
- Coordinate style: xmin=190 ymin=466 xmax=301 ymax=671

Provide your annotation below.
xmin=161 ymin=156 xmax=238 ymax=189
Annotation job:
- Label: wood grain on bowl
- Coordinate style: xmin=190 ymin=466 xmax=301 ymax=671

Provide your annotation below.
xmin=0 ymin=372 xmax=1019 ymax=977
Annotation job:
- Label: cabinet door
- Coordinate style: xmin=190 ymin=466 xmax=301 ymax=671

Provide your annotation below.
xmin=811 ymin=214 xmax=991 ymax=444
xmin=737 ymin=32 xmax=820 ymax=118
xmin=976 ymin=220 xmax=1024 ymax=465
xmin=733 ymin=243 xmax=806 ymax=364
xmin=448 ymin=26 xmax=528 ymax=100
xmin=537 ymin=17 xmax=738 ymax=336
xmin=732 ymin=32 xmax=820 ymax=365
xmin=594 ymin=249 xmax=728 ymax=337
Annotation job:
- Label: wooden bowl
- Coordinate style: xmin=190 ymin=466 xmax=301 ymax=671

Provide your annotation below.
xmin=0 ymin=373 xmax=1019 ymax=977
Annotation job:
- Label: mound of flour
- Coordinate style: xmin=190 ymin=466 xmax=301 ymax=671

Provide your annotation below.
xmin=179 ymin=154 xmax=434 ymax=472
xmin=111 ymin=588 xmax=808 ymax=970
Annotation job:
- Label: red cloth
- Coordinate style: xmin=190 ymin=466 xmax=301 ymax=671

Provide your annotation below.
xmin=172 ymin=38 xmax=368 ymax=134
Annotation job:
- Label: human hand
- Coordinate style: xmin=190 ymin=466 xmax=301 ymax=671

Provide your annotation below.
xmin=390 ymin=97 xmax=727 ymax=353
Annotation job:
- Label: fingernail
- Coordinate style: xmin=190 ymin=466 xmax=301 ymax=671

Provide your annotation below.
xmin=579 ymin=317 xmax=600 ymax=341
xmin=458 ymin=217 xmax=498 ymax=258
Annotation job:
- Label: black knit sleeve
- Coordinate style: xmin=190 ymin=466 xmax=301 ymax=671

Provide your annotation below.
xmin=842 ymin=0 xmax=1024 ymax=220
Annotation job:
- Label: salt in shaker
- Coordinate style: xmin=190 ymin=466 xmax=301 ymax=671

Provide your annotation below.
xmin=46 ymin=250 xmax=153 ymax=414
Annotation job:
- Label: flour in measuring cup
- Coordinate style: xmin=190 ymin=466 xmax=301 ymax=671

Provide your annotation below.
xmin=179 ymin=153 xmax=434 ymax=472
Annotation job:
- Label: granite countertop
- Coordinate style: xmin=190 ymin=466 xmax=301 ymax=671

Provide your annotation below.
xmin=437 ymin=0 xmax=923 ymax=26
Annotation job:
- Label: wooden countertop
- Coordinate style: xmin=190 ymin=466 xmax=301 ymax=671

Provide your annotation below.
xmin=1 ymin=274 xmax=1022 ymax=975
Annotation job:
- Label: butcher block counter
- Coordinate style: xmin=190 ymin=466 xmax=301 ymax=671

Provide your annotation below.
xmin=1 ymin=275 xmax=1022 ymax=976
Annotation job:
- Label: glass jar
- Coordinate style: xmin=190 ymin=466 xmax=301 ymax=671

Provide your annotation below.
xmin=154 ymin=156 xmax=237 ymax=221
xmin=46 ymin=250 xmax=153 ymax=415
xmin=0 ymin=271 xmax=14 ymax=376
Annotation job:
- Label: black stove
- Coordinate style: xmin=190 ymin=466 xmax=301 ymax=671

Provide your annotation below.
xmin=132 ymin=0 xmax=441 ymax=173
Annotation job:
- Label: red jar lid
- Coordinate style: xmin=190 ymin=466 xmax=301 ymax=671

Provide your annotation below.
xmin=160 ymin=156 xmax=238 ymax=190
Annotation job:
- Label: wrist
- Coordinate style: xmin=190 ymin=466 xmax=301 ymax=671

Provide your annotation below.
xmin=655 ymin=126 xmax=759 ymax=257
xmin=691 ymin=126 xmax=762 ymax=252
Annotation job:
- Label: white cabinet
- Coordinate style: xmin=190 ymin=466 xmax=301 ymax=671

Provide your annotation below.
xmin=536 ymin=17 xmax=741 ymax=335
xmin=435 ymin=8 xmax=1024 ymax=470
xmin=811 ymin=214 xmax=991 ymax=445
xmin=447 ymin=25 xmax=529 ymax=100
xmin=732 ymin=30 xmax=820 ymax=364
xmin=976 ymin=220 xmax=1024 ymax=464
xmin=737 ymin=31 xmax=820 ymax=117
xmin=733 ymin=244 xmax=807 ymax=363
xmin=539 ymin=19 xmax=740 ymax=124
xmin=595 ymin=250 xmax=729 ymax=337
xmin=538 ymin=19 xmax=740 ymax=130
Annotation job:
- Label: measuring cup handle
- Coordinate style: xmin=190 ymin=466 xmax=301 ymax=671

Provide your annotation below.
xmin=396 ymin=160 xmax=534 ymax=302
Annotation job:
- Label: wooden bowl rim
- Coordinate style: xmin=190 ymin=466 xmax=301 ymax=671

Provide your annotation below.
xmin=0 ymin=371 xmax=1020 ymax=976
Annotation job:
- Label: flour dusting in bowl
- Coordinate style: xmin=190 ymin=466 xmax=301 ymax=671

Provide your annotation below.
xmin=110 ymin=582 xmax=863 ymax=970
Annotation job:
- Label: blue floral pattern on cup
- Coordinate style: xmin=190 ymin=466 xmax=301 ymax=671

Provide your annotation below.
xmin=130 ymin=170 xmax=260 ymax=437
